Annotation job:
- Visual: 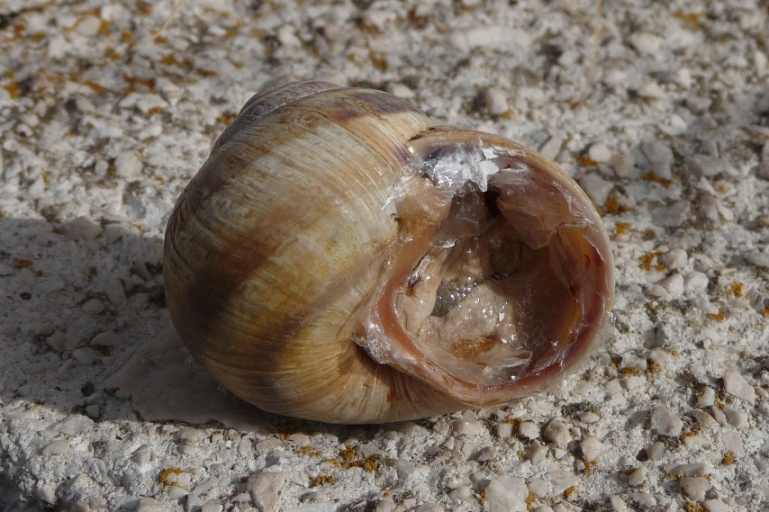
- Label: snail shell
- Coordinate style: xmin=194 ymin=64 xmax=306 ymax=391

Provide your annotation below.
xmin=163 ymin=81 xmax=614 ymax=424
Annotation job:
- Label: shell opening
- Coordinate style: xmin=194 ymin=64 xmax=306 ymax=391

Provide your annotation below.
xmin=358 ymin=139 xmax=612 ymax=406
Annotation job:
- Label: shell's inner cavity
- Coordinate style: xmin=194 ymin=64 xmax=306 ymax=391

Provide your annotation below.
xmin=390 ymin=150 xmax=599 ymax=389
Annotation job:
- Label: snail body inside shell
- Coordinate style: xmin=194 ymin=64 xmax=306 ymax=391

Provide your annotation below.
xmin=163 ymin=81 xmax=614 ymax=424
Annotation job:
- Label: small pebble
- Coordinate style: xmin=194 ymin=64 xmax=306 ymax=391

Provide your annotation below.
xmin=451 ymin=420 xmax=485 ymax=437
xmin=629 ymin=492 xmax=656 ymax=507
xmin=579 ymin=411 xmax=600 ymax=424
xmin=687 ymin=155 xmax=735 ymax=177
xmin=482 ymin=87 xmax=509 ymax=116
xmin=114 ymin=151 xmax=143 ymax=179
xmin=687 ymin=409 xmax=716 ymax=429
xmin=375 ymin=496 xmax=396 ymax=512
xmin=496 ymin=422 xmax=513 ymax=439
xmin=723 ymin=368 xmax=756 ymax=405
xmin=669 ymin=462 xmax=707 ymax=477
xmin=63 ymin=216 xmax=103 ymax=241
xmin=629 ymin=32 xmax=664 ymax=55
xmin=637 ymin=82 xmax=666 ymax=99
xmin=638 ymin=141 xmax=674 ymax=179
xmin=53 ymin=414 xmax=95 ymax=436
xmin=414 ymin=504 xmax=443 ymax=512
xmin=609 ymin=495 xmax=629 ymax=512
xmin=684 ymin=271 xmax=709 ymax=293
xmin=545 ymin=469 xmax=578 ymax=495
xmin=484 ymin=475 xmax=528 ymax=512
xmin=697 ymin=387 xmax=716 ymax=407
xmin=660 ymin=249 xmax=688 ymax=269
xmin=526 ymin=442 xmax=548 ymax=464
xmin=721 ymin=431 xmax=744 ymax=457
xmin=201 ymin=501 xmax=223 ymax=512
xmin=651 ymin=201 xmax=690 ymax=228
xmin=724 ymin=406 xmax=748 ymax=429
xmin=448 ymin=485 xmax=473 ymax=501
xmin=645 ymin=441 xmax=666 ymax=460
xmin=680 ymin=477 xmax=711 ymax=502
xmin=588 ymin=142 xmax=612 ymax=163
xmin=702 ymin=499 xmax=730 ymax=512
xmin=650 ymin=406 xmax=683 ymax=437
xmin=134 ymin=497 xmax=168 ymax=512
xmin=626 ymin=468 xmax=646 ymax=487
xmin=543 ymin=419 xmax=571 ymax=447
xmin=37 ymin=485 xmax=56 ymax=505
xmin=579 ymin=174 xmax=613 ymax=207
xmin=42 ymin=439 xmax=70 ymax=457
xmin=518 ymin=421 xmax=539 ymax=440
xmin=580 ymin=436 xmax=604 ymax=462
xmin=247 ymin=472 xmax=285 ymax=512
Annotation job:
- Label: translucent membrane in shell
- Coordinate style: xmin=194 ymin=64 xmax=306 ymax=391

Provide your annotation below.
xmin=356 ymin=130 xmax=613 ymax=406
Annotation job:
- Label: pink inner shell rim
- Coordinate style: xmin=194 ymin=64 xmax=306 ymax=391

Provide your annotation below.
xmin=358 ymin=142 xmax=612 ymax=407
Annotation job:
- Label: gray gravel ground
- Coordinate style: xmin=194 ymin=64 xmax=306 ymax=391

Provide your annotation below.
xmin=1 ymin=0 xmax=769 ymax=511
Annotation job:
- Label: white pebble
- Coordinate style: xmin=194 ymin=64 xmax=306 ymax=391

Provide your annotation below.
xmin=669 ymin=462 xmax=707 ymax=477
xmin=646 ymin=441 xmax=666 ymax=460
xmin=247 ymin=472 xmax=285 ymax=512
xmin=588 ymin=142 xmax=612 ymax=163
xmin=702 ymin=499 xmax=730 ymax=512
xmin=580 ymin=436 xmax=604 ymax=462
xmin=609 ymin=495 xmax=629 ymax=512
xmin=63 ymin=216 xmax=103 ymax=241
xmin=697 ymin=387 xmax=716 ymax=407
xmin=637 ymin=82 xmax=666 ymax=99
xmin=114 ymin=151 xmax=143 ymax=179
xmin=385 ymin=82 xmax=415 ymax=99
xmin=496 ymin=422 xmax=513 ymax=438
xmin=721 ymin=431 xmax=744 ymax=456
xmin=579 ymin=411 xmax=600 ymax=424
xmin=483 ymin=87 xmax=509 ymax=116
xmin=518 ymin=421 xmax=539 ymax=440
xmin=414 ymin=504 xmax=443 ymax=512
xmin=579 ymin=174 xmax=613 ymax=207
xmin=687 ymin=410 xmax=716 ymax=429
xmin=72 ymin=347 xmax=101 ymax=365
xmin=53 ymin=414 xmax=95 ymax=436
xmin=201 ymin=501 xmax=223 ymax=512
xmin=37 ymin=485 xmax=56 ymax=505
xmin=723 ymin=368 xmax=756 ymax=404
xmin=724 ymin=406 xmax=748 ymax=429
xmin=687 ymin=155 xmax=735 ymax=177
xmin=629 ymin=493 xmax=656 ymax=507
xmin=626 ymin=468 xmax=645 ymax=487
xmin=650 ymin=406 xmax=683 ymax=437
xmin=651 ymin=201 xmax=690 ymax=227
xmin=629 ymin=32 xmax=664 ymax=56
xmin=543 ymin=419 xmax=571 ymax=446
xmin=544 ymin=469 xmax=578 ymax=495
xmin=638 ymin=141 xmax=674 ymax=179
xmin=41 ymin=439 xmax=71 ymax=457
xmin=134 ymin=497 xmax=168 ymax=512
xmin=746 ymin=250 xmax=769 ymax=268
xmin=526 ymin=442 xmax=548 ymax=464
xmin=81 ymin=298 xmax=105 ymax=315
xmin=484 ymin=475 xmax=528 ymax=512
xmin=684 ymin=271 xmax=709 ymax=293
xmin=660 ymin=249 xmax=688 ymax=269
xmin=451 ymin=420 xmax=485 ymax=436
xmin=680 ymin=477 xmax=711 ymax=501
xmin=660 ymin=273 xmax=684 ymax=296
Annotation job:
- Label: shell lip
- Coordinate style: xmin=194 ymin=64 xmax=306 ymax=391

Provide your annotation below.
xmin=355 ymin=126 xmax=615 ymax=407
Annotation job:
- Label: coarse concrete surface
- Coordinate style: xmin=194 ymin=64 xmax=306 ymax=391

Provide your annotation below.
xmin=1 ymin=1 xmax=769 ymax=511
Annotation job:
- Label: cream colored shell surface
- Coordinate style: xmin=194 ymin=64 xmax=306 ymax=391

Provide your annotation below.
xmin=163 ymin=81 xmax=614 ymax=424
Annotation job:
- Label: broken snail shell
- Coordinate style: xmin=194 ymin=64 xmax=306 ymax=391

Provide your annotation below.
xmin=163 ymin=81 xmax=614 ymax=424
